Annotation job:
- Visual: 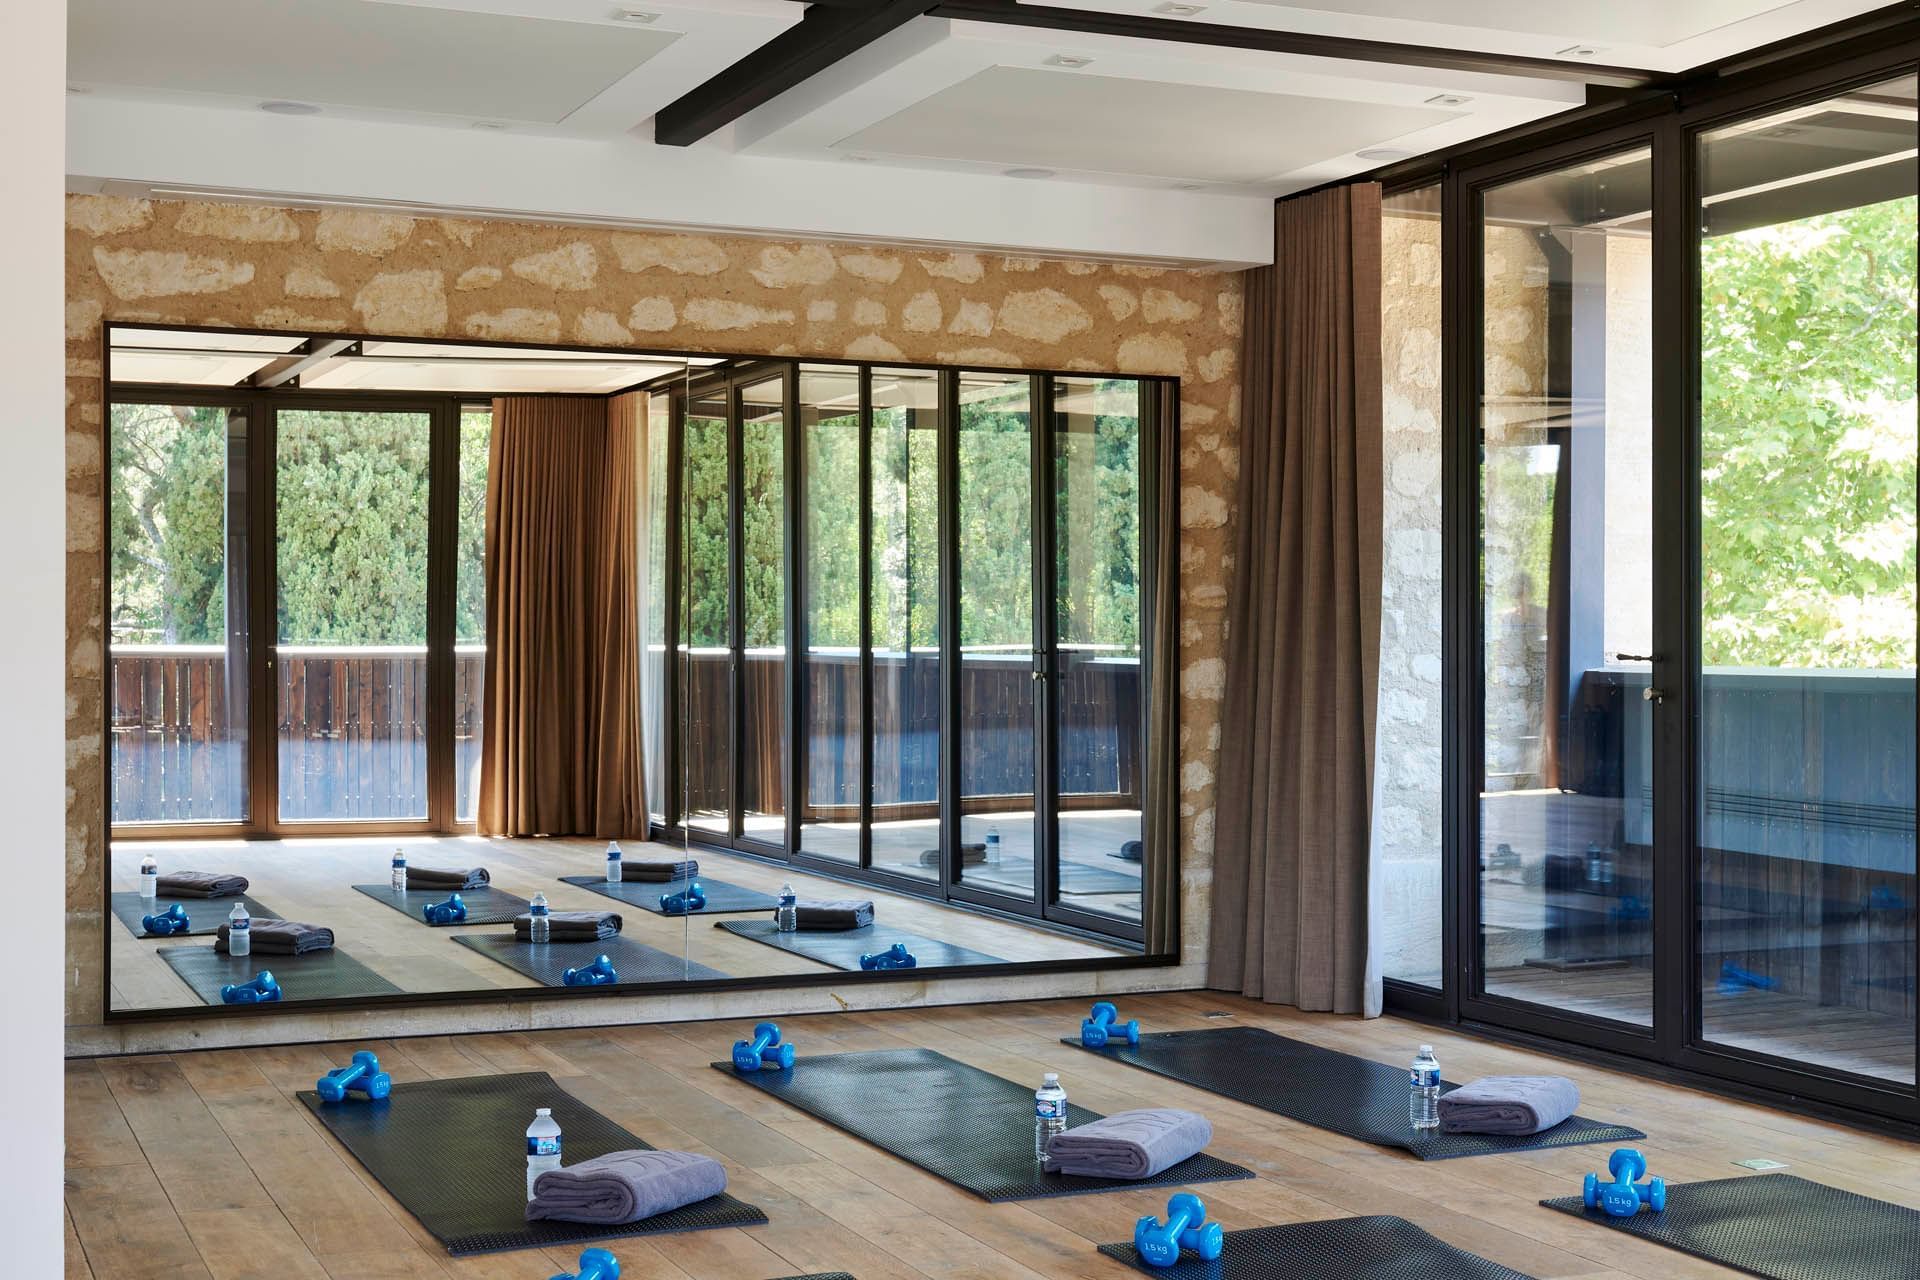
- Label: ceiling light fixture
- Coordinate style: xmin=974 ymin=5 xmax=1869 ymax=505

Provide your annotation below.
xmin=1555 ymin=44 xmax=1604 ymax=57
xmin=1355 ymin=147 xmax=1411 ymax=162
xmin=1045 ymin=53 xmax=1094 ymax=68
xmin=612 ymin=7 xmax=659 ymax=22
xmin=1005 ymin=167 xmax=1056 ymax=179
xmin=260 ymin=100 xmax=322 ymax=116
xmin=1424 ymin=93 xmax=1472 ymax=107
xmin=1154 ymin=2 xmax=1206 ymax=14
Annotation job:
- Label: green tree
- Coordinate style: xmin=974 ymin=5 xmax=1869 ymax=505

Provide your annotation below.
xmin=109 ymin=402 xmax=229 ymax=645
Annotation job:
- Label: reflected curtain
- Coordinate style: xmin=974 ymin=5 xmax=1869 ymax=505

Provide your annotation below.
xmin=1210 ymin=182 xmax=1384 ymax=1015
xmin=478 ymin=394 xmax=647 ymax=837
xmin=1142 ymin=379 xmax=1181 ymax=955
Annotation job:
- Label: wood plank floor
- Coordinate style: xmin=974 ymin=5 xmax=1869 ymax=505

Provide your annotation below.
xmin=65 ymin=991 xmax=1920 ymax=1280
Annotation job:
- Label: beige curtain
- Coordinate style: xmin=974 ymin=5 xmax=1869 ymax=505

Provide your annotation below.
xmin=1209 ymin=183 xmax=1384 ymax=1015
xmin=478 ymin=394 xmax=647 ymax=837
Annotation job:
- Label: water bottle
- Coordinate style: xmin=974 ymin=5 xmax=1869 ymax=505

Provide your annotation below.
xmin=139 ymin=852 xmax=159 ymax=899
xmin=390 ymin=846 xmax=407 ymax=893
xmin=776 ymin=884 xmax=798 ymax=933
xmin=1585 ymin=842 xmax=1604 ymax=889
xmin=1410 ymin=1045 xmax=1441 ymax=1131
xmin=605 ymin=840 xmax=623 ymax=884
xmin=525 ymin=1107 xmax=562 ymax=1200
xmin=985 ymin=825 xmax=1001 ymax=865
xmin=529 ymin=892 xmax=551 ymax=944
xmin=227 ymin=902 xmax=251 ymax=958
xmin=1034 ymin=1072 xmax=1068 ymax=1160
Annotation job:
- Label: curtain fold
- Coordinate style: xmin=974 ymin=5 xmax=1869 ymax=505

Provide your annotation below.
xmin=478 ymin=394 xmax=648 ymax=838
xmin=1209 ymin=183 xmax=1384 ymax=1015
xmin=1142 ymin=378 xmax=1181 ymax=956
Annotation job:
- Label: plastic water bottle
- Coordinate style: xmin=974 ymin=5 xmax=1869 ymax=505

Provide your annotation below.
xmin=985 ymin=825 xmax=1001 ymax=865
xmin=776 ymin=884 xmax=798 ymax=933
xmin=138 ymin=852 xmax=159 ymax=899
xmin=1410 ymin=1045 xmax=1441 ymax=1130
xmin=390 ymin=846 xmax=407 ymax=893
xmin=227 ymin=901 xmax=251 ymax=957
xmin=525 ymin=1107 xmax=562 ymax=1200
xmin=605 ymin=840 xmax=623 ymax=883
xmin=529 ymin=892 xmax=551 ymax=944
xmin=1034 ymin=1072 xmax=1068 ymax=1160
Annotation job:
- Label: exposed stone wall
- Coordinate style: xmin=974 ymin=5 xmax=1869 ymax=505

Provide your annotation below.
xmin=63 ymin=195 xmax=1241 ymax=1047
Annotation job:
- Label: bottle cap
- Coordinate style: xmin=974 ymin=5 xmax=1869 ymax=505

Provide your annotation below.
xmin=1043 ymin=1072 xmax=1059 ymax=1085
xmin=535 ymin=1107 xmax=550 ymax=1115
xmin=1419 ymin=1044 xmax=1433 ymax=1054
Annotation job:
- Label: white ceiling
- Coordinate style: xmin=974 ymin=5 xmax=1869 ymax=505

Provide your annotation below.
xmin=64 ymin=0 xmax=1887 ymax=266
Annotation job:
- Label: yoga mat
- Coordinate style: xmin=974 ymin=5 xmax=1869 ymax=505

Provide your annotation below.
xmin=1067 ymin=1026 xmax=1642 ymax=1159
xmin=158 ymin=944 xmax=401 ymax=1005
xmin=110 ymin=891 xmax=277 ymax=939
xmin=710 ymin=1047 xmax=1252 ymax=1202
xmin=560 ymin=875 xmax=778 ymax=916
xmin=352 ymin=883 xmax=531 ymax=926
xmin=1099 ymin=1216 xmax=1535 ymax=1279
xmin=716 ymin=920 xmax=1007 ymax=971
xmin=1542 ymin=1173 xmax=1920 ymax=1280
xmin=299 ymin=1070 xmax=767 ymax=1256
xmin=454 ymin=933 xmax=728 ymax=986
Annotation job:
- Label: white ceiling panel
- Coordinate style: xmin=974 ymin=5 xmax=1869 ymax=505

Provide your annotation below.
xmin=1243 ymin=0 xmax=1789 ymax=46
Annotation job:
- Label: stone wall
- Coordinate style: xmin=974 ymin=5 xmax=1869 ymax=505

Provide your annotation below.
xmin=63 ymin=195 xmax=1241 ymax=1050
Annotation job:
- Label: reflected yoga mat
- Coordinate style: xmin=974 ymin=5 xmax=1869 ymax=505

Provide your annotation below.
xmin=1542 ymin=1173 xmax=1920 ymax=1280
xmin=454 ymin=933 xmax=728 ymax=986
xmin=158 ymin=944 xmax=401 ymax=1004
xmin=560 ymin=875 xmax=778 ymax=916
xmin=352 ymin=883 xmax=532 ymax=926
xmin=716 ymin=920 xmax=1007 ymax=971
xmin=1099 ymin=1216 xmax=1536 ymax=1279
xmin=712 ymin=1047 xmax=1252 ymax=1202
xmin=299 ymin=1070 xmax=768 ymax=1256
xmin=1067 ymin=1026 xmax=1642 ymax=1159
xmin=110 ymin=891 xmax=278 ymax=939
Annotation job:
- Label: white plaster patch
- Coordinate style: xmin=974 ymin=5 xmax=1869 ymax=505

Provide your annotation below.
xmin=1098 ymin=285 xmax=1137 ymax=321
xmin=807 ymin=299 xmax=838 ymax=323
xmin=684 ymin=298 xmax=795 ymax=330
xmin=465 ymin=309 xmax=561 ymax=343
xmin=751 ymin=244 xmax=837 ymax=289
xmin=573 ymin=308 xmax=632 ymax=346
xmin=176 ymin=203 xmax=299 ymax=242
xmin=920 ymin=252 xmax=984 ymax=283
xmin=68 ymin=195 xmax=152 ymax=236
xmin=946 ymin=299 xmax=992 ymax=337
xmin=901 ymin=291 xmax=941 ymax=334
xmin=315 ymin=210 xmax=415 ymax=255
xmin=998 ymin=288 xmax=1091 ymax=343
xmin=511 ymin=242 xmax=598 ymax=291
xmin=455 ymin=266 xmax=502 ymax=292
xmin=351 ymin=269 xmax=447 ymax=335
xmin=628 ymin=297 xmax=677 ymax=331
xmin=611 ymin=234 xmax=729 ymax=276
xmin=852 ymin=298 xmax=887 ymax=327
xmin=283 ymin=267 xmax=341 ymax=299
xmin=839 ymin=251 xmax=903 ymax=283
xmin=93 ymin=248 xmax=254 ymax=299
xmin=846 ymin=334 xmax=905 ymax=361
xmin=1117 ymin=332 xmax=1188 ymax=376
xmin=1142 ymin=287 xmax=1201 ymax=324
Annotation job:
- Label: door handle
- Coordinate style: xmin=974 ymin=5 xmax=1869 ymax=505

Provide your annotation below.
xmin=1643 ymin=686 xmax=1666 ymax=703
xmin=1614 ymin=652 xmax=1659 ymax=663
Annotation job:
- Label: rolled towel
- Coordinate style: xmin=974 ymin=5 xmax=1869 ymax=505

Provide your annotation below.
xmin=622 ymin=859 xmax=699 ymax=883
xmin=1044 ymin=1108 xmax=1212 ymax=1179
xmin=515 ymin=910 xmax=622 ymax=941
xmin=526 ymin=1149 xmax=726 ymax=1225
xmin=156 ymin=870 xmax=249 ymax=898
xmin=1437 ymin=1075 xmax=1580 ymax=1135
xmin=918 ymin=843 xmax=986 ymax=868
xmin=215 ymin=919 xmax=333 ymax=955
xmin=405 ymin=865 xmax=489 ymax=890
xmin=794 ymin=899 xmax=874 ymax=930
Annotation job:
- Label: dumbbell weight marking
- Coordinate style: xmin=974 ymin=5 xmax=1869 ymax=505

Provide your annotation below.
xmin=1134 ymin=1192 xmax=1223 ymax=1267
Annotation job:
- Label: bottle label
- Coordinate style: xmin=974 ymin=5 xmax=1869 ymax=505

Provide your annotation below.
xmin=1411 ymin=1066 xmax=1439 ymax=1088
xmin=527 ymin=1136 xmax=561 ymax=1157
xmin=232 ymin=919 xmax=249 ymax=930
xmin=1035 ymin=1098 xmax=1066 ymax=1120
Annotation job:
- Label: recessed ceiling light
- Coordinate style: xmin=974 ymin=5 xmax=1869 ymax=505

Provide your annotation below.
xmin=1045 ymin=53 xmax=1094 ymax=69
xmin=1355 ymin=147 xmax=1412 ymax=162
xmin=1154 ymin=2 xmax=1206 ymax=13
xmin=470 ymin=121 xmax=508 ymax=131
xmin=260 ymin=100 xmax=321 ymax=116
xmin=1555 ymin=44 xmax=1605 ymax=57
xmin=1005 ymin=167 xmax=1056 ymax=179
xmin=1424 ymin=93 xmax=1472 ymax=107
xmin=612 ymin=7 xmax=659 ymax=22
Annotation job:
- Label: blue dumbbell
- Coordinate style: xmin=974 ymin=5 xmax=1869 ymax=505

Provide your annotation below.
xmin=1582 ymin=1147 xmax=1666 ymax=1218
xmin=549 ymin=1246 xmax=619 ymax=1280
xmin=1718 ymin=961 xmax=1778 ymax=995
xmin=1134 ymin=1192 xmax=1223 ymax=1267
xmin=316 ymin=1050 xmax=393 ymax=1103
xmin=1081 ymin=1001 xmax=1141 ymax=1049
xmin=219 ymin=971 xmax=281 ymax=1004
xmin=421 ymin=893 xmax=467 ymax=924
xmin=859 ymin=942 xmax=917 ymax=970
xmin=731 ymin=1021 xmax=795 ymax=1072
xmin=659 ymin=882 xmax=707 ymax=915
xmin=141 ymin=903 xmax=191 ymax=936
xmin=562 ymin=954 xmax=619 ymax=986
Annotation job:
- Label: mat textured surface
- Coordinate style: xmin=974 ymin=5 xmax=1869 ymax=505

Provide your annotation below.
xmin=717 ymin=920 xmax=1007 ymax=970
xmin=1542 ymin=1172 xmax=1920 ymax=1280
xmin=1099 ymin=1216 xmax=1535 ymax=1279
xmin=710 ymin=1047 xmax=1253 ymax=1202
xmin=110 ymin=891 xmax=278 ymax=938
xmin=158 ymin=944 xmax=401 ymax=1004
xmin=1068 ymin=1026 xmax=1642 ymax=1159
xmin=454 ymin=933 xmax=728 ymax=985
xmin=352 ymin=883 xmax=532 ymax=926
xmin=560 ymin=875 xmax=778 ymax=916
xmin=299 ymin=1070 xmax=768 ymax=1256
xmin=769 ymin=1275 xmax=857 ymax=1280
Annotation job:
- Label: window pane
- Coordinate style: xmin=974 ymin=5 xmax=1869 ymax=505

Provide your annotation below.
xmin=109 ymin=401 xmax=249 ymax=824
xmin=682 ymin=390 xmax=731 ymax=837
xmin=454 ymin=405 xmax=490 ymax=823
xmin=642 ymin=393 xmax=670 ymax=827
xmin=740 ymin=376 xmax=788 ymax=846
xmin=1697 ymin=75 xmax=1917 ymax=1084
xmin=1051 ymin=376 xmax=1143 ymax=921
xmin=1380 ymin=184 xmax=1445 ymax=987
xmin=274 ymin=407 xmax=432 ymax=822
xmin=799 ymin=366 xmax=861 ymax=863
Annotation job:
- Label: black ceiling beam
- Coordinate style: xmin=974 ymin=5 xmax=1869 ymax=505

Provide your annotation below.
xmin=654 ymin=0 xmax=942 ymax=147
xmin=926 ymin=0 xmax=1659 ymax=90
xmin=247 ymin=338 xmax=358 ymax=388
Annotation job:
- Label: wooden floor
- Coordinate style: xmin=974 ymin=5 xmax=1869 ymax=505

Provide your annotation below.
xmin=64 ymin=991 xmax=1920 ymax=1280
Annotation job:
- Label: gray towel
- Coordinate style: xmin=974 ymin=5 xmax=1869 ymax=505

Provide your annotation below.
xmin=795 ymin=899 xmax=874 ymax=930
xmin=526 ymin=1149 xmax=727 ymax=1224
xmin=622 ymin=859 xmax=699 ymax=883
xmin=215 ymin=918 xmax=333 ymax=955
xmin=405 ymin=865 xmax=489 ymax=890
xmin=156 ymin=870 xmax=249 ymax=898
xmin=918 ymin=843 xmax=985 ymax=867
xmin=514 ymin=910 xmax=622 ymax=941
xmin=1438 ymin=1075 xmax=1580 ymax=1135
xmin=1044 ymin=1108 xmax=1212 ymax=1179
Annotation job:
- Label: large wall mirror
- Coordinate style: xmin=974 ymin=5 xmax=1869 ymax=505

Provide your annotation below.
xmin=102 ymin=323 xmax=1173 ymax=1018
